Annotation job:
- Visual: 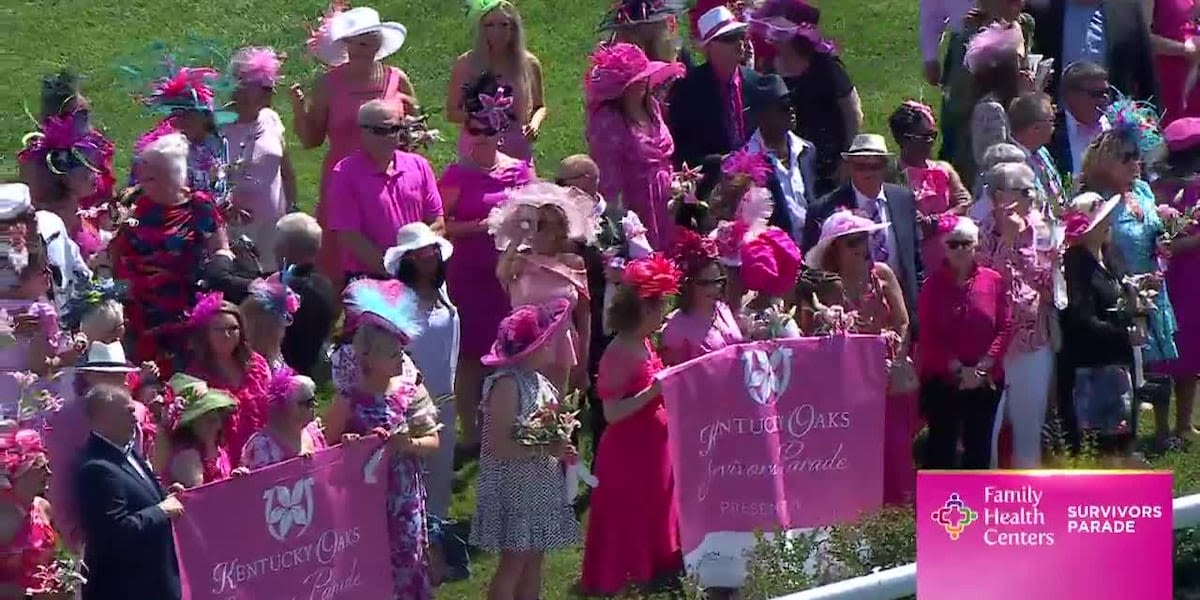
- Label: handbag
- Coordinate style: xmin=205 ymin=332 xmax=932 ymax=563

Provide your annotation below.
xmin=1073 ymin=366 xmax=1133 ymax=436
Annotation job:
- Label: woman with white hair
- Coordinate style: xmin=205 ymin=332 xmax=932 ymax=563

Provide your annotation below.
xmin=969 ymin=142 xmax=1029 ymax=219
xmin=916 ymin=216 xmax=1014 ymax=468
xmin=110 ymin=132 xmax=233 ymax=372
xmin=240 ymin=369 xmax=327 ymax=469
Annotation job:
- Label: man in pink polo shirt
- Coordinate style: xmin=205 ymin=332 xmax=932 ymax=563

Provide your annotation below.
xmin=326 ymin=99 xmax=445 ymax=281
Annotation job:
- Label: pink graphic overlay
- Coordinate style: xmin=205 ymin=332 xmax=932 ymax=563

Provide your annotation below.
xmin=175 ymin=441 xmax=392 ymax=599
xmin=659 ymin=335 xmax=888 ymax=556
xmin=917 ymin=471 xmax=1173 ymax=600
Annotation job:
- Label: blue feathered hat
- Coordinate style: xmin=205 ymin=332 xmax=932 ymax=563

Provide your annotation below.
xmin=342 ymin=279 xmax=423 ymax=344
xmin=60 ymin=278 xmax=128 ymax=330
xmin=1103 ymin=91 xmax=1164 ymax=158
xmin=247 ymin=269 xmax=301 ymax=325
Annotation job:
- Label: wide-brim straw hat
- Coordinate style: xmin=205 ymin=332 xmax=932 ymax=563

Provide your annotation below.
xmin=805 ymin=210 xmax=890 ymax=270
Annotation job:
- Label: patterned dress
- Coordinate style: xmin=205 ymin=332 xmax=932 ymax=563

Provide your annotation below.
xmin=241 ymin=422 xmax=328 ymax=469
xmin=1109 ymin=181 xmax=1180 ymax=364
xmin=471 ymin=368 xmax=579 ymax=552
xmin=110 ymin=190 xmax=224 ymax=369
xmin=343 ymin=379 xmax=435 ymax=600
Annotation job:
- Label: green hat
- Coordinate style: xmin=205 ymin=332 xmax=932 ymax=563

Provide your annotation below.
xmin=168 ymin=373 xmax=237 ymax=429
xmin=465 ymin=0 xmax=510 ymax=22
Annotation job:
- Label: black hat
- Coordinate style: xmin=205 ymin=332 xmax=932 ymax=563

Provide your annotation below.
xmin=598 ymin=0 xmax=674 ymax=32
xmin=747 ymin=74 xmax=792 ymax=112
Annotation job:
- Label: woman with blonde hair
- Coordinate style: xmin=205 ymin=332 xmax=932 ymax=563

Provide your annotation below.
xmin=238 ymin=273 xmax=301 ymax=375
xmin=446 ymin=0 xmax=546 ymax=162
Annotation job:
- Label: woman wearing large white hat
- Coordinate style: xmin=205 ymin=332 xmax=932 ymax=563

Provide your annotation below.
xmin=289 ymin=3 xmax=418 ymax=291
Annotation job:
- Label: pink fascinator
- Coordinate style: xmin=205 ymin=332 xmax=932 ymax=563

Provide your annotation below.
xmin=19 ymin=112 xmax=109 ymax=176
xmin=935 ymin=213 xmax=960 ymax=235
xmin=266 ymin=367 xmax=317 ymax=411
xmin=722 ymin=148 xmax=772 ymax=187
xmin=1062 ymin=211 xmax=1093 ymax=243
xmin=622 ymin=253 xmax=682 ymax=300
xmin=487 ymin=182 xmax=600 ymax=250
xmin=186 ymin=291 xmax=227 ymax=330
xmin=307 ymin=0 xmax=353 ymax=66
xmin=0 ymin=424 xmax=47 ymax=490
xmin=146 ymin=66 xmax=220 ymax=111
xmin=711 ymin=186 xmax=775 ymax=266
xmin=964 ymin=22 xmax=1024 ymax=74
xmin=741 ymin=228 xmax=803 ymax=297
xmin=248 ymin=273 xmax=301 ymax=325
xmin=585 ymin=42 xmax=685 ymax=108
xmin=230 ymin=47 xmax=284 ymax=88
xmin=471 ymin=86 xmax=516 ymax=133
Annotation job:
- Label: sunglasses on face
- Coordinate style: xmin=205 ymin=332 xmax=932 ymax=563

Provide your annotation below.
xmin=1077 ymin=87 xmax=1111 ymax=100
xmin=362 ymin=123 xmax=404 ymax=136
xmin=904 ymin=131 xmax=938 ymax=143
xmin=945 ymin=239 xmax=974 ymax=250
xmin=695 ymin=276 xmax=728 ymax=287
xmin=296 ymin=395 xmax=318 ymax=409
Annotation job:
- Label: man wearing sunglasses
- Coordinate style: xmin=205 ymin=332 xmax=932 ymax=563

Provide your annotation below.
xmin=325 ymin=99 xmax=446 ymax=283
xmin=1009 ymin=92 xmax=1066 ymax=216
xmin=1048 ymin=61 xmax=1113 ymax=179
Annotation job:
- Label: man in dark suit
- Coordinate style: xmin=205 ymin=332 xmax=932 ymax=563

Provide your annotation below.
xmin=667 ymin=5 xmax=764 ymax=169
xmin=1047 ymin=61 xmax=1113 ymax=181
xmin=803 ymin=134 xmax=923 ymax=326
xmin=1030 ymin=0 xmax=1158 ymax=104
xmin=77 ymin=384 xmax=183 ymax=600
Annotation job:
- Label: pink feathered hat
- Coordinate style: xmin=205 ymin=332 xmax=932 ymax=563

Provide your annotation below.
xmin=740 ymin=228 xmax=802 ymax=297
xmin=230 ymin=47 xmax=284 ymax=88
xmin=963 ymin=22 xmax=1024 ymax=74
xmin=585 ymin=42 xmax=685 ymax=108
xmin=481 ymin=299 xmax=572 ymax=367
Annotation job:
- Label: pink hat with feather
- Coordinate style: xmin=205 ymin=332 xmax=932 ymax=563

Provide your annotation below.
xmin=230 ymin=47 xmax=284 ymax=89
xmin=585 ymin=43 xmax=685 ymax=108
xmin=964 ymin=22 xmax=1025 ymax=74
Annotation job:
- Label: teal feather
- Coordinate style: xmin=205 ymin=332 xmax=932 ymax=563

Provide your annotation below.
xmin=1104 ymin=92 xmax=1164 ymax=157
xmin=344 ymin=280 xmax=423 ymax=341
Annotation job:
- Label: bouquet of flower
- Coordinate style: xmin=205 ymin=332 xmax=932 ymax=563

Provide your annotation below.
xmin=1115 ymin=273 xmax=1161 ymax=318
xmin=397 ymin=113 xmax=444 ymax=152
xmin=743 ymin=304 xmax=798 ymax=341
xmin=811 ymin=304 xmax=860 ymax=335
xmin=512 ymin=390 xmax=581 ymax=446
xmin=30 ymin=555 xmax=87 ymax=596
xmin=667 ymin=163 xmax=704 ymax=210
xmin=1157 ymin=203 xmax=1198 ymax=242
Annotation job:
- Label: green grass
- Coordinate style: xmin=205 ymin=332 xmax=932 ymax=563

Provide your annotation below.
xmin=7 ymin=0 xmax=1200 ymax=597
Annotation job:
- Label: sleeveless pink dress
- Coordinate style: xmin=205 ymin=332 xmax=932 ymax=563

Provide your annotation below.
xmin=316 ymin=65 xmax=406 ymax=289
xmin=507 ymin=254 xmax=588 ymax=373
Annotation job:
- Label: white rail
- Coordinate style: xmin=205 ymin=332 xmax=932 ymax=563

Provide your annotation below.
xmin=771 ymin=493 xmax=1200 ymax=600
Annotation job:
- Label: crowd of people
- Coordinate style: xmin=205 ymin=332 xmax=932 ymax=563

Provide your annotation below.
xmin=2 ymin=0 xmax=1200 ymax=598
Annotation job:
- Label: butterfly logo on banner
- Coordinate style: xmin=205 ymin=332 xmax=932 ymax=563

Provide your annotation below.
xmin=740 ymin=346 xmax=794 ymax=406
xmin=263 ymin=476 xmax=316 ymax=542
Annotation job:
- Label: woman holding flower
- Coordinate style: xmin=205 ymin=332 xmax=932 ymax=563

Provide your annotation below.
xmin=0 ymin=424 xmax=67 ymax=600
xmin=661 ymin=229 xmax=743 ymax=365
xmin=472 ymin=300 xmax=580 ymax=600
xmin=241 ymin=370 xmax=326 ymax=469
xmin=162 ymin=374 xmax=239 ymax=487
xmin=1079 ymin=110 xmax=1182 ymax=446
xmin=581 ymin=255 xmax=681 ymax=595
xmin=324 ymin=279 xmax=439 ymax=600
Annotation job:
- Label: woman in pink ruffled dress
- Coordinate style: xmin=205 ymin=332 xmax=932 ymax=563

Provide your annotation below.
xmin=241 ymin=370 xmax=327 ymax=469
xmin=443 ymin=73 xmax=535 ymax=454
xmin=0 ymin=425 xmax=63 ymax=600
xmin=291 ymin=3 xmax=417 ymax=288
xmin=493 ymin=182 xmax=595 ymax=391
xmin=888 ymin=101 xmax=971 ymax=274
xmin=585 ymin=43 xmax=685 ymax=250
xmin=661 ymin=229 xmax=743 ymax=365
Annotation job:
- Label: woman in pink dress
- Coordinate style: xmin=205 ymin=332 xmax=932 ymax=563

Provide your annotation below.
xmin=241 ymin=370 xmax=327 ymax=469
xmin=661 ymin=229 xmax=743 ymax=365
xmin=586 ymin=43 xmax=686 ymax=250
xmin=0 ymin=425 xmax=64 ymax=600
xmin=1151 ymin=0 xmax=1200 ymax=125
xmin=447 ymin=0 xmax=547 ymax=162
xmin=806 ymin=210 xmax=918 ymax=504
xmin=443 ymin=74 xmax=535 ymax=454
xmin=162 ymin=373 xmax=238 ymax=487
xmin=888 ymin=101 xmax=971 ymax=273
xmin=581 ymin=254 xmax=682 ymax=595
xmin=493 ymin=182 xmax=596 ymax=391
xmin=182 ymin=293 xmax=272 ymax=467
xmin=291 ymin=4 xmax=417 ymax=289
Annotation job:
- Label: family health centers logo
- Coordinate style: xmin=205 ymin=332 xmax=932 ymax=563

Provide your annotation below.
xmin=931 ymin=493 xmax=979 ymax=540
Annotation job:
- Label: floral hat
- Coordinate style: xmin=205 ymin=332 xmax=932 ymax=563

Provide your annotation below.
xmin=1063 ymin=192 xmax=1120 ymax=244
xmin=60 ymin=277 xmax=127 ymax=331
xmin=229 ymin=46 xmax=285 ymax=89
xmin=18 ymin=111 xmax=110 ymax=177
xmin=804 ymin=209 xmax=890 ymax=270
xmin=622 ymin=253 xmax=681 ymax=300
xmin=342 ymin=279 xmax=423 ymax=344
xmin=247 ymin=272 xmax=301 ymax=325
xmin=741 ymin=228 xmax=802 ymax=296
xmin=487 ymin=181 xmax=600 ymax=250
xmin=711 ymin=186 xmax=774 ymax=266
xmin=722 ymin=148 xmax=772 ymax=188
xmin=0 ymin=423 xmax=47 ymax=490
xmin=482 ymin=298 xmax=572 ymax=366
xmin=120 ymin=42 xmax=236 ymax=126
xmin=598 ymin=0 xmax=675 ymax=32
xmin=963 ymin=22 xmax=1024 ymax=74
xmin=668 ymin=228 xmax=720 ymax=278
xmin=585 ymin=43 xmax=685 ymax=109
xmin=1104 ymin=92 xmax=1164 ymax=159
xmin=166 ymin=373 xmax=238 ymax=430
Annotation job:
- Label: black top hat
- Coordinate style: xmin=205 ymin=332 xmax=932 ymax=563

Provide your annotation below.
xmin=746 ymin=74 xmax=792 ymax=111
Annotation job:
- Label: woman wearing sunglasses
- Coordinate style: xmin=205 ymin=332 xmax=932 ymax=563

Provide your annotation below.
xmin=239 ymin=369 xmax=327 ymax=470
xmin=1079 ymin=101 xmax=1183 ymax=449
xmin=889 ymin=100 xmax=972 ymax=273
xmin=660 ymin=229 xmax=743 ymax=365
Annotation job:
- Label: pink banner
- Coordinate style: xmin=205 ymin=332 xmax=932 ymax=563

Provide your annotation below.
xmin=659 ymin=335 xmax=888 ymax=554
xmin=175 ymin=440 xmax=393 ymax=599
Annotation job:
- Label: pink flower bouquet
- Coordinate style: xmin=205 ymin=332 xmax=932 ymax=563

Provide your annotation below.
xmin=511 ymin=390 xmax=581 ymax=446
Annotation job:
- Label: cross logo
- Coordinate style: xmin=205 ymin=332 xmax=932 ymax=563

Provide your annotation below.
xmin=930 ymin=493 xmax=978 ymax=540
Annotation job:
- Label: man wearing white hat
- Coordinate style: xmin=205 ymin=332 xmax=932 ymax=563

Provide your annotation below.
xmin=667 ymin=5 xmax=765 ymax=168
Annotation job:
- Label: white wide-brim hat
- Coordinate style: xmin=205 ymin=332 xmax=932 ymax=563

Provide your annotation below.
xmin=698 ymin=6 xmax=749 ymax=44
xmin=383 ymin=222 xmax=453 ymax=276
xmin=331 ymin=7 xmax=408 ymax=61
xmin=805 ymin=210 xmax=890 ymax=270
xmin=78 ymin=341 xmax=138 ymax=373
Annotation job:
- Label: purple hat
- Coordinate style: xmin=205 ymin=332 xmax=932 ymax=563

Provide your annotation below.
xmin=481 ymin=299 xmax=572 ymax=367
xmin=749 ymin=0 xmax=835 ymax=55
xmin=1165 ymin=118 xmax=1200 ymax=153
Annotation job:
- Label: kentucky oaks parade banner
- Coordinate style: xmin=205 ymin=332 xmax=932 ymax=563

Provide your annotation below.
xmin=175 ymin=441 xmax=393 ymax=600
xmin=659 ymin=335 xmax=889 ymax=568
xmin=917 ymin=471 xmax=1173 ymax=599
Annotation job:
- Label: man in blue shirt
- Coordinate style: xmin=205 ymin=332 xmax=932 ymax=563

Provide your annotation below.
xmin=1031 ymin=0 xmax=1158 ymax=104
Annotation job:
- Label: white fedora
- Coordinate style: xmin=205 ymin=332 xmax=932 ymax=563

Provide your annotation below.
xmin=383 ymin=222 xmax=453 ymax=276
xmin=331 ymin=7 xmax=408 ymax=61
xmin=841 ymin=134 xmax=892 ymax=158
xmin=78 ymin=341 xmax=137 ymax=373
xmin=697 ymin=6 xmax=749 ymax=45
